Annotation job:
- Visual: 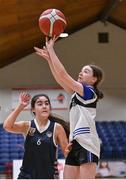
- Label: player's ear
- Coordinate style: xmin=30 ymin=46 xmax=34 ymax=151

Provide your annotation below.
xmin=32 ymin=109 xmax=35 ymax=112
xmin=92 ymin=76 xmax=97 ymax=84
xmin=31 ymin=108 xmax=35 ymax=113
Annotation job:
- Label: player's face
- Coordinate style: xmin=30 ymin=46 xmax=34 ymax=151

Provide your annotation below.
xmin=33 ymin=96 xmax=51 ymax=118
xmin=77 ymin=65 xmax=96 ymax=85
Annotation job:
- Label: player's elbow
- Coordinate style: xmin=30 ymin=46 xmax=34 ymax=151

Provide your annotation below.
xmin=3 ymin=121 xmax=12 ymax=132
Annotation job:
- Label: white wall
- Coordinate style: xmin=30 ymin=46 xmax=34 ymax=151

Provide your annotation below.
xmin=0 ymin=89 xmax=70 ymax=123
xmin=96 ymin=88 xmax=126 ymax=121
xmin=0 ymin=89 xmax=12 ymax=123
xmin=0 ymin=88 xmax=126 ymax=123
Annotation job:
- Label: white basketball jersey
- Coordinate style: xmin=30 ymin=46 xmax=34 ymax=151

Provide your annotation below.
xmin=69 ymin=85 xmax=100 ymax=158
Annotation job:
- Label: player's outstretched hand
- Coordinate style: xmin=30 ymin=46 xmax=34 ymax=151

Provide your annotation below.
xmin=19 ymin=92 xmax=31 ymax=108
xmin=34 ymin=45 xmax=50 ymax=61
xmin=45 ymin=36 xmax=59 ymax=50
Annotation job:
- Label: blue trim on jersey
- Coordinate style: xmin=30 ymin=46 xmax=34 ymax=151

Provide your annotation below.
xmin=73 ymin=127 xmax=90 ymax=138
xmin=87 ymin=152 xmax=92 ymax=162
xmin=74 ymin=130 xmax=90 ymax=135
xmin=73 ymin=131 xmax=90 ymax=138
xmin=73 ymin=127 xmax=90 ymax=133
xmin=82 ymin=83 xmax=94 ymax=100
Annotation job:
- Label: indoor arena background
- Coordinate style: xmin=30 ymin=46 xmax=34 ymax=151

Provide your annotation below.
xmin=0 ymin=0 xmax=126 ymax=179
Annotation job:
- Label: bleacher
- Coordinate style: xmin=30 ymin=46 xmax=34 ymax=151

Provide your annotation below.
xmin=0 ymin=121 xmax=126 ymax=177
xmin=0 ymin=124 xmax=24 ymax=177
xmin=96 ymin=121 xmax=126 ymax=160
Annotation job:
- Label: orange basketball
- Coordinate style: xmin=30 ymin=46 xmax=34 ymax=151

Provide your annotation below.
xmin=39 ymin=9 xmax=67 ymax=37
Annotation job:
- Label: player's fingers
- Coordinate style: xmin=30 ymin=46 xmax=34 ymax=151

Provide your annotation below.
xmin=54 ymin=35 xmax=59 ymax=42
xmin=26 ymin=93 xmax=31 ymax=98
xmin=34 ymin=47 xmax=41 ymax=52
xmin=34 ymin=47 xmax=44 ymax=54
xmin=43 ymin=46 xmax=46 ymax=50
xmin=35 ymin=51 xmax=48 ymax=59
xmin=43 ymin=46 xmax=48 ymax=52
xmin=35 ymin=52 xmax=42 ymax=56
xmin=46 ymin=36 xmax=49 ymax=43
xmin=22 ymin=92 xmax=30 ymax=99
xmin=52 ymin=35 xmax=55 ymax=41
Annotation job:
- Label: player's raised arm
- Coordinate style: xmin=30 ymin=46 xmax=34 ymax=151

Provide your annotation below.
xmin=45 ymin=37 xmax=83 ymax=96
xmin=3 ymin=92 xmax=31 ymax=135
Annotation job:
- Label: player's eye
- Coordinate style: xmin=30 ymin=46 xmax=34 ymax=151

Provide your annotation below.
xmin=37 ymin=102 xmax=42 ymax=106
xmin=84 ymin=70 xmax=88 ymax=73
xmin=45 ymin=102 xmax=49 ymax=106
xmin=84 ymin=69 xmax=90 ymax=74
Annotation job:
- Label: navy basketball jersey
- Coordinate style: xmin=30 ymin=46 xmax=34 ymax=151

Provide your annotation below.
xmin=18 ymin=119 xmax=58 ymax=179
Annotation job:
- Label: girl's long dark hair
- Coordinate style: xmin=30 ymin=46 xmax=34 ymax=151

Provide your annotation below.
xmin=49 ymin=114 xmax=70 ymax=139
xmin=31 ymin=93 xmax=70 ymax=138
xmin=89 ymin=64 xmax=104 ymax=100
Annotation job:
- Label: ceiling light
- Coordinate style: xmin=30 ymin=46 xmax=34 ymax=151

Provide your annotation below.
xmin=59 ymin=33 xmax=68 ymax=38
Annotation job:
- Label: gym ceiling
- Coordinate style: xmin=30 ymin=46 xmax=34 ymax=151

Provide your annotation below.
xmin=0 ymin=0 xmax=126 ymax=69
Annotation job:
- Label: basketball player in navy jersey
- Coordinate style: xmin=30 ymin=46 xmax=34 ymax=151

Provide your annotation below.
xmin=3 ymin=93 xmax=69 ymax=179
xmin=34 ymin=36 xmax=104 ymax=179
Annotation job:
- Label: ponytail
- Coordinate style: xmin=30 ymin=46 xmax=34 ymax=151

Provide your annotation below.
xmin=94 ymin=86 xmax=104 ymax=100
xmin=49 ymin=114 xmax=70 ymax=139
xmin=89 ymin=64 xmax=104 ymax=100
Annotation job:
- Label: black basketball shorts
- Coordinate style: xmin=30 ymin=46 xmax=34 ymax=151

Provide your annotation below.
xmin=65 ymin=140 xmax=99 ymax=166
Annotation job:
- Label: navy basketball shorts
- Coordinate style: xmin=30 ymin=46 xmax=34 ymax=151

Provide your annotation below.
xmin=65 ymin=140 xmax=99 ymax=166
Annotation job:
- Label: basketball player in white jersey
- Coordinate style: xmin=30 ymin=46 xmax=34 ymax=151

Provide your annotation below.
xmin=34 ymin=37 xmax=104 ymax=179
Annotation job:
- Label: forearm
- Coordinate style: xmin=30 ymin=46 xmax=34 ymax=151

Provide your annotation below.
xmin=48 ymin=48 xmax=67 ymax=76
xmin=48 ymin=59 xmax=72 ymax=93
xmin=48 ymin=48 xmax=74 ymax=93
xmin=3 ymin=104 xmax=24 ymax=130
xmin=56 ymin=124 xmax=69 ymax=158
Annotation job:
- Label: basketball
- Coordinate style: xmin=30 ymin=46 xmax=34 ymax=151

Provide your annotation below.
xmin=39 ymin=9 xmax=67 ymax=37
